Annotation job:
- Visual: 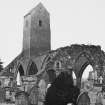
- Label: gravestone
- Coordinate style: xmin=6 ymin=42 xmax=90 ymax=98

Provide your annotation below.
xmin=29 ymin=85 xmax=38 ymax=105
xmin=77 ymin=92 xmax=90 ymax=105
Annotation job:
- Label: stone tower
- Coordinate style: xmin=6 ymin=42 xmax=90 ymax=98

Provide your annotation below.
xmin=23 ymin=3 xmax=51 ymax=57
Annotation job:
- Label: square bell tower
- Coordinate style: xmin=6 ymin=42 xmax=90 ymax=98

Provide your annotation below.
xmin=23 ymin=3 xmax=51 ymax=57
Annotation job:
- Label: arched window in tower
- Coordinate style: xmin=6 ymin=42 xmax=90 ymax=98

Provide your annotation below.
xmin=39 ymin=20 xmax=42 ymax=27
xmin=18 ymin=64 xmax=24 ymax=76
xmin=28 ymin=62 xmax=38 ymax=75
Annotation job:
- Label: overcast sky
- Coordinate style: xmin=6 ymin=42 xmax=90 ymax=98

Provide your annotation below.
xmin=0 ymin=0 xmax=105 ymax=67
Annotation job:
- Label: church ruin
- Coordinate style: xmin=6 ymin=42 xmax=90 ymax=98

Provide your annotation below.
xmin=2 ymin=2 xmax=105 ymax=105
xmin=5 ymin=3 xmax=51 ymax=77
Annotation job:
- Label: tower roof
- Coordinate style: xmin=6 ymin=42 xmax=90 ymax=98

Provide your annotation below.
xmin=24 ymin=2 xmax=49 ymax=18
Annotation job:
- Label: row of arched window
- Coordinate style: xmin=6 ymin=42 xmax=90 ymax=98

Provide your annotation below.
xmin=17 ymin=61 xmax=38 ymax=76
xmin=17 ymin=60 xmax=62 ymax=76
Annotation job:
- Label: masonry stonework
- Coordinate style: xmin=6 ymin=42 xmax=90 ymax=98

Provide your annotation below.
xmin=3 ymin=3 xmax=105 ymax=105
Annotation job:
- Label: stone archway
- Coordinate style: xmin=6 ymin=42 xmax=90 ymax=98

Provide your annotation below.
xmin=37 ymin=44 xmax=105 ymax=105
xmin=42 ymin=44 xmax=105 ymax=89
xmin=77 ymin=64 xmax=94 ymax=88
xmin=74 ymin=52 xmax=95 ymax=88
xmin=81 ymin=64 xmax=93 ymax=80
xmin=73 ymin=50 xmax=104 ymax=88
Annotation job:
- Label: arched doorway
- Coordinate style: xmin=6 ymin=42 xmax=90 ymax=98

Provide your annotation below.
xmin=75 ymin=52 xmax=94 ymax=88
xmin=27 ymin=61 xmax=38 ymax=75
xmin=18 ymin=64 xmax=24 ymax=76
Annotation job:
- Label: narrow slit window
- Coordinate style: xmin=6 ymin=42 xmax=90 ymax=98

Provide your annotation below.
xmin=39 ymin=20 xmax=42 ymax=27
xmin=55 ymin=61 xmax=61 ymax=69
xmin=56 ymin=62 xmax=60 ymax=68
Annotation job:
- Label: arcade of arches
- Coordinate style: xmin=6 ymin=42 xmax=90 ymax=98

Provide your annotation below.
xmin=41 ymin=44 xmax=105 ymax=88
xmin=16 ymin=61 xmax=38 ymax=78
xmin=4 ymin=44 xmax=105 ymax=105
xmin=13 ymin=44 xmax=105 ymax=90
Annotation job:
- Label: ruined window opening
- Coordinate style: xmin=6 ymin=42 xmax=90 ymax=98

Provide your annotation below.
xmin=28 ymin=62 xmax=38 ymax=75
xmin=81 ymin=64 xmax=93 ymax=80
xmin=18 ymin=65 xmax=24 ymax=76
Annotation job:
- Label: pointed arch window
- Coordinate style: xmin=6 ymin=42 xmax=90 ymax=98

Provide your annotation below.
xmin=18 ymin=64 xmax=24 ymax=76
xmin=28 ymin=62 xmax=38 ymax=75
